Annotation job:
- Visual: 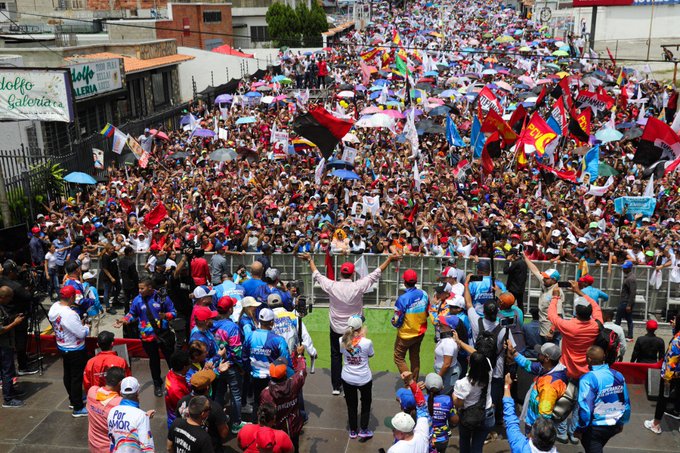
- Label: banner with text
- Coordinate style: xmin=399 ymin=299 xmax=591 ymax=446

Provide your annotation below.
xmin=614 ymin=196 xmax=657 ymax=216
xmin=69 ymin=58 xmax=123 ymax=100
xmin=0 ymin=69 xmax=74 ymax=122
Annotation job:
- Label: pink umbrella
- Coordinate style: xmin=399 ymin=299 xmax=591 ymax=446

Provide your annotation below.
xmin=382 ymin=109 xmax=405 ymax=119
xmin=361 ymin=106 xmax=383 ymax=115
xmin=273 ymin=95 xmax=288 ymax=102
xmin=251 ymin=81 xmax=265 ymax=87
xmin=518 ymin=75 xmax=536 ymax=87
xmin=149 ymin=129 xmax=169 ymax=141
xmin=427 ymin=98 xmax=445 ymax=105
xmin=536 ymin=78 xmax=553 ymax=85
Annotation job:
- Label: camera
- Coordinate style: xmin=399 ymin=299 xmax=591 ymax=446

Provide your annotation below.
xmin=500 ymin=317 xmax=515 ymax=328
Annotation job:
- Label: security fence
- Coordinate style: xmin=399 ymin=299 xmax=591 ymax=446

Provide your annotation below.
xmin=83 ymin=252 xmax=680 ymax=321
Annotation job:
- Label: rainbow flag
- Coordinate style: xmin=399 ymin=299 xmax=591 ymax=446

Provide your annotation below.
xmin=100 ymin=123 xmax=115 ymax=138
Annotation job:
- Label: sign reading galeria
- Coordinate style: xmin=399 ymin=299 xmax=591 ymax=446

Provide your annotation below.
xmin=0 ymin=69 xmax=74 ymax=122
xmin=69 ymin=58 xmax=123 ymax=99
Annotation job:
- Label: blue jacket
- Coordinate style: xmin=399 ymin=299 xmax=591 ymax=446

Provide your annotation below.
xmin=124 ymin=291 xmax=176 ymax=341
xmin=503 ymin=396 xmax=538 ymax=453
xmin=241 ymin=278 xmax=266 ymax=298
xmin=243 ymin=328 xmax=292 ymax=379
xmin=469 ymin=277 xmax=507 ymax=314
xmin=253 ymin=284 xmax=294 ymax=311
xmin=189 ymin=327 xmax=219 ymax=362
xmin=576 ymin=364 xmax=630 ymax=430
xmin=214 ymin=280 xmax=245 ymax=301
xmin=391 ymin=287 xmax=429 ymax=340
xmin=582 ymin=286 xmax=609 ymax=304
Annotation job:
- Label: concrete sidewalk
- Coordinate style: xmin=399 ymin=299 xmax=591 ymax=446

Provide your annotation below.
xmin=1 ymin=353 xmax=679 ymax=453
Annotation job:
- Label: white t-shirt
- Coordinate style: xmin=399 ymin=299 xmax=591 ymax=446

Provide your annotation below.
xmin=453 ymin=373 xmax=493 ymax=410
xmin=340 ymin=336 xmax=374 ymax=386
xmin=434 ymin=337 xmax=458 ymax=371
xmin=387 ymin=416 xmax=430 ymax=453
xmin=48 ymin=302 xmax=89 ymax=352
xmin=45 ymin=251 xmax=58 ymax=270
xmin=467 ymin=307 xmax=515 ymax=378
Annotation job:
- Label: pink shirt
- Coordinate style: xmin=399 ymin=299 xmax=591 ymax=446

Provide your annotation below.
xmin=312 ymin=268 xmax=382 ymax=334
xmin=87 ymin=386 xmax=122 ymax=453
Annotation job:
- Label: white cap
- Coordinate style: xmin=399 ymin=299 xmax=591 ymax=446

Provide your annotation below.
xmin=390 ymin=412 xmax=416 ymax=432
xmin=258 ymin=308 xmax=275 ymax=322
xmin=193 ymin=285 xmax=215 ymax=299
xmin=441 ymin=266 xmax=458 ymax=279
xmin=241 ymin=296 xmax=261 ymax=308
xmin=551 ymin=230 xmax=561 ymax=237
xmin=82 ymin=270 xmax=97 ymax=280
xmin=425 ymin=373 xmax=443 ymax=391
xmin=574 ymin=296 xmax=590 ymax=308
xmin=446 ymin=294 xmax=466 ymax=309
xmin=347 ymin=315 xmax=363 ymax=331
xmin=265 ymin=267 xmax=280 ymax=281
xmin=120 ymin=377 xmax=140 ymax=395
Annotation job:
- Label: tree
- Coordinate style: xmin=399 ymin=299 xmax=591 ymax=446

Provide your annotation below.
xmin=266 ymin=2 xmax=301 ymax=48
xmin=306 ymin=2 xmax=329 ymax=48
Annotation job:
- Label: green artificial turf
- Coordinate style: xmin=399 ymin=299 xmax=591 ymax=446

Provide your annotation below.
xmin=302 ymin=307 xmax=436 ymax=373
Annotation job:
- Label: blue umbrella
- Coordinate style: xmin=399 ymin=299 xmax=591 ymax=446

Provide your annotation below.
xmin=369 ymin=85 xmax=384 ymax=91
xmin=244 ymin=91 xmax=262 ymax=98
xmin=331 ymin=169 xmax=360 ymax=180
xmin=424 ymin=70 xmax=439 ymax=77
xmin=193 ymin=128 xmax=216 ymax=137
xmin=373 ymin=79 xmax=390 ymax=86
xmin=214 ymin=94 xmax=233 ymax=104
xmin=327 ymin=159 xmax=355 ymax=170
xmin=64 ymin=171 xmax=97 ymax=185
xmin=595 ymin=128 xmax=623 ymax=144
xmin=235 ymin=116 xmax=257 ymax=125
xmin=429 ymin=105 xmax=452 ymax=116
xmin=271 ymin=75 xmax=287 ymax=82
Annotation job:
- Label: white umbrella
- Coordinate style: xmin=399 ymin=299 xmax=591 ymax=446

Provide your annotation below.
xmin=342 ymin=132 xmax=360 ymax=143
xmin=337 ymin=90 xmax=355 ymax=98
xmin=356 ymin=113 xmax=396 ymax=130
xmin=261 ymin=95 xmax=275 ymax=104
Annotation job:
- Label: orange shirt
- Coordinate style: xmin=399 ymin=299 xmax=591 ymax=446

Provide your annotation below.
xmin=83 ymin=351 xmax=131 ymax=392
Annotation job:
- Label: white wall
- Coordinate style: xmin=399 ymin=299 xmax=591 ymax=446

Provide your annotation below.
xmin=572 ymin=5 xmax=680 ymax=41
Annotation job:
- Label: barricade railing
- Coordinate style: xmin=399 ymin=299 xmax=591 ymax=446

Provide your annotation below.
xmin=82 ymin=252 xmax=680 ymax=320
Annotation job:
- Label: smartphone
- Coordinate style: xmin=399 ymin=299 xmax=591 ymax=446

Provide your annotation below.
xmin=558 ymin=281 xmax=571 ymax=288
xmin=500 ymin=317 xmax=515 ymax=328
xmin=469 ymin=275 xmax=484 ymax=282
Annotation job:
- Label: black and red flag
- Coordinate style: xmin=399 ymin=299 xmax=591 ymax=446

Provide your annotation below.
xmin=633 ymin=116 xmax=680 ymax=167
xmin=292 ymin=105 xmax=355 ymax=159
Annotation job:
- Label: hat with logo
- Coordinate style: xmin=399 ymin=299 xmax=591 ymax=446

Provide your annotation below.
xmin=258 ymin=308 xmax=275 ymax=322
xmin=194 ymin=306 xmax=218 ymax=322
xmin=541 ymin=269 xmax=560 ymax=281
xmin=437 ymin=315 xmax=460 ymax=329
xmin=193 ymin=285 xmax=215 ymax=299
xmin=441 ymin=266 xmax=458 ymax=279
xmin=535 ymin=342 xmax=562 ymax=361
xmin=120 ymin=377 xmax=140 ymax=395
xmin=446 ymin=294 xmax=466 ymax=309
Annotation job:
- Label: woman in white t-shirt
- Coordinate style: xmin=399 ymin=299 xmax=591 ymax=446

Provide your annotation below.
xmin=339 ymin=315 xmax=374 ymax=441
xmin=453 ymin=352 xmax=494 ymax=453
xmin=44 ymin=243 xmax=60 ymax=301
xmin=434 ymin=315 xmax=461 ymax=395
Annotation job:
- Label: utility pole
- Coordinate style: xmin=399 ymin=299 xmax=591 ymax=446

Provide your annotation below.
xmin=589 ymin=6 xmax=597 ymax=53
xmin=646 ymin=0 xmax=655 ymax=61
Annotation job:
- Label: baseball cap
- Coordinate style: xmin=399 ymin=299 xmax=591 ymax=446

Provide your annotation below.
xmin=425 ymin=373 xmax=443 ymax=391
xmin=190 ymin=369 xmax=216 ymax=389
xmin=389 ymin=412 xmax=416 ymax=432
xmin=446 ymin=294 xmax=465 ymax=309
xmin=541 ymin=269 xmax=560 ymax=281
xmin=256 ymin=427 xmax=277 ymax=449
xmin=621 ymin=261 xmax=633 ymax=270
xmin=535 ymin=342 xmax=562 ymax=361
xmin=340 ymin=262 xmax=355 ymax=275
xmin=646 ymin=319 xmax=659 ymax=331
xmin=258 ymin=308 xmax=275 ymax=322
xmin=477 ymin=260 xmax=490 ymax=271
xmin=194 ymin=306 xmax=218 ymax=322
xmin=498 ymin=292 xmax=515 ymax=309
xmin=217 ymin=296 xmax=237 ymax=312
xmin=645 ymin=250 xmax=654 ymax=257
xmin=551 ymin=230 xmax=561 ymax=237
xmin=578 ymin=275 xmax=594 ymax=285
xmin=269 ymin=356 xmax=289 ymax=380
xmin=347 ymin=315 xmax=363 ymax=331
xmin=265 ymin=268 xmax=280 ymax=282
xmin=573 ymin=296 xmax=590 ymax=308
xmin=441 ymin=266 xmax=458 ymax=279
xmin=396 ymin=388 xmax=416 ymax=411
xmin=193 ymin=285 xmax=215 ymax=299
xmin=241 ymin=296 xmax=261 ymax=308
xmin=438 ymin=315 xmax=460 ymax=329
xmin=402 ymin=269 xmax=418 ymax=284
xmin=59 ymin=286 xmax=76 ymax=299
xmin=82 ymin=270 xmax=97 ymax=280
xmin=267 ymin=293 xmax=282 ymax=306
xmin=120 ymin=377 xmax=140 ymax=395
xmin=434 ymin=283 xmax=449 ymax=294
xmin=31 ymin=226 xmax=40 ymax=234
xmin=589 ymin=222 xmax=599 ymax=229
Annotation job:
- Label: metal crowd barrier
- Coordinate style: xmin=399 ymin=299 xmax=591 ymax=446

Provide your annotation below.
xmin=84 ymin=252 xmax=680 ymax=321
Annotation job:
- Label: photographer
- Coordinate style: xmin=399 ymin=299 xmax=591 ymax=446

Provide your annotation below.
xmin=0 ymin=286 xmax=25 ymax=407
xmin=118 ymin=246 xmax=139 ymax=314
xmin=1 ymin=260 xmax=38 ymax=375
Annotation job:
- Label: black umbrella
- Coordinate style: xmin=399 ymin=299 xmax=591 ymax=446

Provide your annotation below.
xmin=121 ymin=153 xmax=137 ymax=165
xmin=338 ymin=84 xmax=354 ymax=91
xmin=623 ymin=127 xmax=643 ymax=140
xmin=167 ymin=151 xmax=190 ymax=159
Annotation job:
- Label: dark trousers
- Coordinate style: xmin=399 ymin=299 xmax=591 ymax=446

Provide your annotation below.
xmin=459 ymin=408 xmax=494 ymax=453
xmin=654 ymin=377 xmax=680 ymax=420
xmin=251 ymin=376 xmax=270 ymax=418
xmin=342 ymin=379 xmax=372 ymax=432
xmin=141 ymin=339 xmax=173 ymax=387
xmin=103 ymin=280 xmax=121 ymax=308
xmin=61 ymin=349 xmax=87 ymax=410
xmin=582 ymin=425 xmax=621 ymax=453
xmin=216 ymin=367 xmax=243 ymax=425
xmin=14 ymin=318 xmax=28 ymax=370
xmin=490 ymin=376 xmax=505 ymax=426
xmin=330 ymin=330 xmax=343 ymax=391
xmin=615 ymin=303 xmax=633 ymax=339
xmin=510 ymin=290 xmax=525 ymax=312
xmin=0 ymin=345 xmax=18 ymax=402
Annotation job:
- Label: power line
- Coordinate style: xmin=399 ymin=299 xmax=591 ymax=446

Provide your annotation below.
xmin=0 ymin=10 xmax=68 ymax=61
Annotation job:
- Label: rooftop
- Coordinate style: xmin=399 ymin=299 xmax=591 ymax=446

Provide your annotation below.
xmin=66 ymin=51 xmax=194 ymax=74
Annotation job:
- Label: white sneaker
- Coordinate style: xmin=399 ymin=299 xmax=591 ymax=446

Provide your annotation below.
xmin=332 ymin=389 xmax=341 ymax=396
xmin=644 ymin=419 xmax=661 ymax=434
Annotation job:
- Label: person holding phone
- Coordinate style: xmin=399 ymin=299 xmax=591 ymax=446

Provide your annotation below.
xmin=468 ymin=260 xmax=507 ymax=315
xmin=523 ymin=256 xmax=565 ymax=343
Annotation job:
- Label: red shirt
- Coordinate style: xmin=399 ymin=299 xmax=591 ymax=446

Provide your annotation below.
xmin=165 ymin=370 xmax=190 ymax=428
xmin=83 ymin=351 xmax=131 ymax=392
xmin=237 ymin=425 xmax=294 ymax=453
xmin=191 ymin=257 xmax=210 ymax=286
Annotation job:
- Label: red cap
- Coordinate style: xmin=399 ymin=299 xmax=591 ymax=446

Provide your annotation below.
xmin=646 ymin=319 xmax=658 ymax=331
xmin=340 ymin=262 xmax=355 ymax=275
xmin=31 ymin=226 xmax=41 ymax=234
xmin=217 ymin=296 xmax=237 ymax=312
xmin=194 ymin=306 xmax=218 ymax=322
xmin=60 ymin=286 xmax=77 ymax=299
xmin=256 ymin=427 xmax=277 ymax=449
xmin=403 ymin=269 xmax=418 ymax=284
xmin=578 ymin=275 xmax=595 ymax=285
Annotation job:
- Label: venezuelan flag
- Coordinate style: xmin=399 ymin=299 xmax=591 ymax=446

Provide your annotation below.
xmin=392 ymin=30 xmax=402 ymax=47
xmin=100 ymin=123 xmax=115 ymax=138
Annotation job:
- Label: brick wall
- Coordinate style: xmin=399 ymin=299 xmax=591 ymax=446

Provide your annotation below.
xmin=87 ymin=0 xmax=167 ymax=11
xmin=155 ymin=3 xmax=233 ymax=50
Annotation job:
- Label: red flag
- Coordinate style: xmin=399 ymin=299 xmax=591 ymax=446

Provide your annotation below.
xmin=407 ymin=203 xmax=419 ymax=223
xmin=536 ymin=162 xmax=577 ymax=183
xmin=606 ymin=47 xmax=617 ymax=66
xmin=550 ymin=96 xmax=568 ymax=135
xmin=535 ymin=85 xmax=549 ymax=109
xmin=482 ymin=133 xmax=499 ymax=173
xmin=481 ymin=109 xmax=518 ymax=143
xmin=143 ymin=202 xmax=167 ymax=229
xmin=477 ymin=86 xmax=503 ymax=115
xmin=293 ymin=105 xmax=355 ymax=159
xmin=509 ymin=104 xmax=527 ymax=132
xmin=324 ymin=247 xmax=335 ymax=280
xmin=452 ymin=159 xmax=470 ymax=178
xmin=518 ymin=113 xmax=558 ymax=157
xmin=120 ymin=197 xmax=133 ymax=215
xmin=634 ymin=116 xmax=680 ymax=166
xmin=665 ymin=156 xmax=680 ymax=175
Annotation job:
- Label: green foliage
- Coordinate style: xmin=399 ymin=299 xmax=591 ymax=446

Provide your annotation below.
xmin=266 ymin=2 xmax=301 ymax=48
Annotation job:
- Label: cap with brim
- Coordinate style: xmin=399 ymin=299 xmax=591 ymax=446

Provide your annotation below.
xmin=269 ymin=356 xmax=289 ymax=380
xmin=340 ymin=262 xmax=355 ymax=275
xmin=190 ymin=369 xmax=216 ymax=389
xmin=621 ymin=261 xmax=633 ymax=269
xmin=194 ymin=306 xmax=219 ymax=322
xmin=395 ymin=388 xmax=416 ymax=411
xmin=434 ymin=283 xmax=449 ymax=294
xmin=241 ymin=296 xmax=261 ymax=308
xmin=347 ymin=315 xmax=363 ymax=331
xmin=388 ymin=412 xmax=416 ymax=432
xmin=477 ymin=260 xmax=490 ymax=271
xmin=446 ymin=295 xmax=466 ymax=309
xmin=573 ymin=296 xmax=590 ymax=308
xmin=83 ymin=270 xmax=97 ymax=280
xmin=534 ymin=342 xmax=562 ymax=361
xmin=193 ymin=285 xmax=216 ymax=299
xmin=256 ymin=427 xmax=277 ymax=449
xmin=438 ymin=314 xmax=460 ymax=329
xmin=425 ymin=373 xmax=443 ymax=391
xmin=589 ymin=222 xmax=599 ymax=229
xmin=258 ymin=308 xmax=275 ymax=322
xmin=120 ymin=376 xmax=140 ymax=395
xmin=541 ymin=269 xmax=560 ymax=281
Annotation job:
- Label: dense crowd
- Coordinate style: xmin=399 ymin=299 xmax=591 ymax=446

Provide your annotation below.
xmin=3 ymin=0 xmax=680 ymax=452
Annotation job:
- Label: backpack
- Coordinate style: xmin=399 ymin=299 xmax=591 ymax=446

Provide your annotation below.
xmin=594 ymin=320 xmax=621 ymax=365
xmin=499 ymin=311 xmax=526 ymax=353
xmin=475 ymin=318 xmax=503 ymax=366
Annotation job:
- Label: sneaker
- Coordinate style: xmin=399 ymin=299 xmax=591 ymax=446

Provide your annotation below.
xmin=358 ymin=429 xmax=374 ymax=439
xmin=2 ymin=399 xmax=24 ymax=408
xmin=17 ymin=368 xmax=39 ymax=376
xmin=484 ymin=432 xmax=498 ymax=445
xmin=568 ymin=433 xmax=580 ymax=445
xmin=664 ymin=409 xmax=680 ymax=420
xmin=644 ymin=419 xmax=662 ymax=434
xmin=332 ymin=389 xmax=341 ymax=396
xmin=349 ymin=430 xmax=358 ymax=439
xmin=230 ymin=422 xmax=249 ymax=434
xmin=72 ymin=407 xmax=88 ymax=418
xmin=154 ymin=386 xmax=163 ymax=397
xmin=106 ymin=307 xmax=118 ymax=315
xmin=69 ymin=397 xmax=87 ymax=409
xmin=7 ymin=389 xmax=26 ymax=399
xmin=241 ymin=404 xmax=253 ymax=415
xmin=556 ymin=435 xmax=568 ymax=444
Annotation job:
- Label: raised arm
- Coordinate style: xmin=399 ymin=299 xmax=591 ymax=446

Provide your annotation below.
xmin=524 ymin=253 xmax=544 ymax=281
